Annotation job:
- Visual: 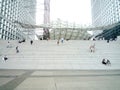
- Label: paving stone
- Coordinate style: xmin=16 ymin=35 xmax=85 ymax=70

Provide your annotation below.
xmin=0 ymin=78 xmax=14 ymax=86
xmin=14 ymin=78 xmax=56 ymax=90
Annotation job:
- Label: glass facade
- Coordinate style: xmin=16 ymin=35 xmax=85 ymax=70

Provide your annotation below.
xmin=91 ymin=0 xmax=120 ymax=26
xmin=0 ymin=0 xmax=36 ymax=40
xmin=91 ymin=0 xmax=120 ymax=40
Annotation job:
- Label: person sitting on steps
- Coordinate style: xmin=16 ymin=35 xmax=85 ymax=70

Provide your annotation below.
xmin=102 ymin=58 xmax=111 ymax=66
xmin=2 ymin=55 xmax=8 ymax=61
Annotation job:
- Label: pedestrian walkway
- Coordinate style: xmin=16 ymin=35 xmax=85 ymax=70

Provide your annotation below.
xmin=0 ymin=40 xmax=120 ymax=70
xmin=0 ymin=70 xmax=120 ymax=90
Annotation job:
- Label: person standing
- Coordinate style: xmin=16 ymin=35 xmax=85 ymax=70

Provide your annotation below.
xmin=61 ymin=38 xmax=64 ymax=43
xmin=89 ymin=43 xmax=95 ymax=52
xmin=16 ymin=46 xmax=18 ymax=50
xmin=57 ymin=40 xmax=59 ymax=45
xmin=30 ymin=40 xmax=33 ymax=45
xmin=16 ymin=46 xmax=19 ymax=53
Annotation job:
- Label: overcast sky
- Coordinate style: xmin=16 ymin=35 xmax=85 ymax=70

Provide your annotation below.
xmin=36 ymin=0 xmax=92 ymax=25
xmin=50 ymin=0 xmax=92 ymax=25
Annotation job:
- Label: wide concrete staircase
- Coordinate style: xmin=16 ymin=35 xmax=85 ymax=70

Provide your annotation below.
xmin=0 ymin=40 xmax=120 ymax=70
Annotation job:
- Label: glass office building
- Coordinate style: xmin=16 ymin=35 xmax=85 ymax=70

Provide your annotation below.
xmin=0 ymin=0 xmax=36 ymax=40
xmin=91 ymin=0 xmax=120 ymax=40
xmin=91 ymin=0 xmax=120 ymax=26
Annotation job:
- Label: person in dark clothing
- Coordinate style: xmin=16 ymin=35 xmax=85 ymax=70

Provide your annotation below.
xmin=102 ymin=59 xmax=106 ymax=65
xmin=16 ymin=46 xmax=19 ymax=53
xmin=18 ymin=39 xmax=25 ymax=43
xmin=16 ymin=49 xmax=19 ymax=53
xmin=107 ymin=39 xmax=109 ymax=43
xmin=16 ymin=46 xmax=18 ymax=50
xmin=102 ymin=59 xmax=111 ymax=65
xmin=3 ymin=55 xmax=8 ymax=61
xmin=30 ymin=40 xmax=33 ymax=45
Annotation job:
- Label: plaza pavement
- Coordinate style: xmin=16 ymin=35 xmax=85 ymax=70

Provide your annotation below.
xmin=0 ymin=70 xmax=120 ymax=90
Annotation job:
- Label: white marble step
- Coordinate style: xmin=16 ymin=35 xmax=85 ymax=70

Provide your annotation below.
xmin=0 ymin=40 xmax=120 ymax=70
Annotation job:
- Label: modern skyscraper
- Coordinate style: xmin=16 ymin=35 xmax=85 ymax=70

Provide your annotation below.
xmin=91 ymin=0 xmax=120 ymax=40
xmin=0 ymin=0 xmax=36 ymax=40
xmin=91 ymin=0 xmax=120 ymax=26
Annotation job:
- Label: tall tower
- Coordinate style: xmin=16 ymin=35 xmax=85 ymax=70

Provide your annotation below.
xmin=43 ymin=0 xmax=50 ymax=40
xmin=91 ymin=0 xmax=120 ymax=26
xmin=91 ymin=0 xmax=120 ymax=40
xmin=0 ymin=0 xmax=36 ymax=40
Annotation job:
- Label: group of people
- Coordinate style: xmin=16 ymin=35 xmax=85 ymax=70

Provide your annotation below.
xmin=18 ymin=39 xmax=25 ymax=43
xmin=2 ymin=40 xmax=34 ymax=62
xmin=57 ymin=38 xmax=64 ymax=45
xmin=89 ymin=43 xmax=111 ymax=66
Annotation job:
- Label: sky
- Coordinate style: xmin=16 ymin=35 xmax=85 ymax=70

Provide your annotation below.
xmin=50 ymin=0 xmax=92 ymax=25
xmin=36 ymin=0 xmax=92 ymax=25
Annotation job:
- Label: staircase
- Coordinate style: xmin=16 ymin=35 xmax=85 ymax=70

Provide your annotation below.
xmin=0 ymin=40 xmax=120 ymax=70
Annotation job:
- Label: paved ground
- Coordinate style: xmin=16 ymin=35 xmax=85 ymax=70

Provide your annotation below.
xmin=0 ymin=70 xmax=120 ymax=90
